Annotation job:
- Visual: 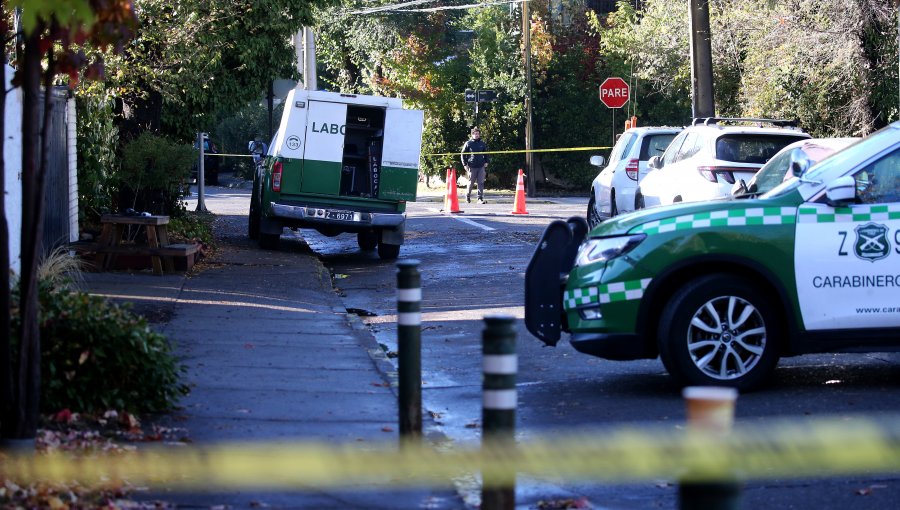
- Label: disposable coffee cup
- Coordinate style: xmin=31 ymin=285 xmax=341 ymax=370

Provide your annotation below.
xmin=683 ymin=386 xmax=738 ymax=433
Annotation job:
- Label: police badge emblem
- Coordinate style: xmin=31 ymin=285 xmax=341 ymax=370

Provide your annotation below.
xmin=854 ymin=222 xmax=891 ymax=262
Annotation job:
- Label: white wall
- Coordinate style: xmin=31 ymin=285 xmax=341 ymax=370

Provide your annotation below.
xmin=4 ymin=63 xmax=22 ymax=276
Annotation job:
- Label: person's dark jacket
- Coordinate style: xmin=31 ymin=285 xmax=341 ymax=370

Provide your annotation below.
xmin=461 ymin=139 xmax=489 ymax=168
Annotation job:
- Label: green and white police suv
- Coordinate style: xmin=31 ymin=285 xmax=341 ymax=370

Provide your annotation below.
xmin=526 ymin=121 xmax=900 ymax=390
xmin=249 ymin=88 xmax=424 ymax=259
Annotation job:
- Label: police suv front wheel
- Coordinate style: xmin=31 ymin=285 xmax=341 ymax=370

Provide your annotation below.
xmin=657 ymin=274 xmax=781 ymax=391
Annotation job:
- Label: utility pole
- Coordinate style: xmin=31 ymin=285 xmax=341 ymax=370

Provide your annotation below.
xmin=522 ymin=0 xmax=536 ymax=196
xmin=688 ymin=0 xmax=715 ymax=119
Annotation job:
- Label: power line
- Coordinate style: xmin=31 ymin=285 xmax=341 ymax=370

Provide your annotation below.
xmin=347 ymin=0 xmax=524 ymax=15
xmin=391 ymin=0 xmax=526 ymax=13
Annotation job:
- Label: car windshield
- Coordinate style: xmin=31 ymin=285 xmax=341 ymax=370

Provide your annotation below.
xmin=762 ymin=129 xmax=894 ymax=199
xmin=746 ymin=148 xmax=796 ymax=194
xmin=716 ymin=134 xmax=808 ymax=164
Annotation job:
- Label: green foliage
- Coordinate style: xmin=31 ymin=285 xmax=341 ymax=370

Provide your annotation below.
xmin=168 ymin=211 xmax=216 ymax=249
xmin=213 ymin=102 xmax=281 ymax=180
xmin=118 ymin=132 xmax=195 ymax=215
xmin=76 ymin=93 xmax=120 ymax=222
xmin=116 ymin=0 xmax=329 ymax=140
xmin=10 ymin=283 xmax=188 ymax=413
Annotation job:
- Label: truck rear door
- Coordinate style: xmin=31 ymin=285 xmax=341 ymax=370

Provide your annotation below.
xmin=379 ymin=108 xmax=424 ymax=202
xmin=300 ymin=101 xmax=347 ymax=195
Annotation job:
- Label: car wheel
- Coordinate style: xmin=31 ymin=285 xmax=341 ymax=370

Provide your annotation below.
xmin=358 ymin=230 xmax=378 ymax=251
xmin=377 ymin=242 xmax=401 ymax=260
xmin=259 ymin=233 xmax=280 ymax=250
xmin=657 ymin=274 xmax=780 ymax=391
xmin=587 ymin=196 xmax=602 ymax=229
xmin=610 ymin=191 xmax=618 ymax=217
xmin=635 ymin=192 xmax=645 ymax=210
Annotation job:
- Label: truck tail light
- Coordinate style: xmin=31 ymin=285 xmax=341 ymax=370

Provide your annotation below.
xmin=698 ymin=166 xmax=744 ymax=184
xmin=272 ymin=161 xmax=283 ymax=192
xmin=625 ymin=159 xmax=639 ymax=181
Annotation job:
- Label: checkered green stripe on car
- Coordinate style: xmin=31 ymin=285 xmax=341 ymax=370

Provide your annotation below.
xmin=632 ymin=207 xmax=797 ymax=235
xmin=564 ymin=278 xmax=652 ymax=310
xmin=798 ymin=204 xmax=900 ymax=223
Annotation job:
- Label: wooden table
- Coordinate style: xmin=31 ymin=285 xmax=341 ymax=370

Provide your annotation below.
xmin=95 ymin=214 xmax=175 ymax=275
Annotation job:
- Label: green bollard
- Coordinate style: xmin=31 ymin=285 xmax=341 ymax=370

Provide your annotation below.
xmin=481 ymin=315 xmax=517 ymax=510
xmin=397 ymin=260 xmax=422 ymax=441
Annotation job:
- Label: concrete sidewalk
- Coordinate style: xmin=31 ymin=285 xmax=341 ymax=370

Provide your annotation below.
xmin=83 ymin=216 xmax=465 ymax=509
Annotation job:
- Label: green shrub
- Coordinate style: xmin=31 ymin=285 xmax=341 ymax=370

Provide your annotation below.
xmin=169 ymin=210 xmax=216 ymax=249
xmin=118 ymin=132 xmax=196 ymax=215
xmin=12 ymin=284 xmax=188 ymax=413
xmin=76 ymin=94 xmax=119 ymax=223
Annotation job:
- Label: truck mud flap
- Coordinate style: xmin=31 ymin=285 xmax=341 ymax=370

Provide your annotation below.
xmin=524 ymin=217 xmax=589 ymax=346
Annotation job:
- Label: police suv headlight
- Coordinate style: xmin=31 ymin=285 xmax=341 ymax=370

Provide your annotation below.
xmin=575 ymin=234 xmax=646 ymax=267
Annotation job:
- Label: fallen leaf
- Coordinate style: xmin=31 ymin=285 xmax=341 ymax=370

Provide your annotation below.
xmin=47 ymin=496 xmax=67 ymax=510
xmin=53 ymin=409 xmax=73 ymax=423
xmin=244 ymin=343 xmax=255 ymax=349
xmin=382 ymin=426 xmax=394 ymax=432
xmin=857 ymin=484 xmax=887 ymax=496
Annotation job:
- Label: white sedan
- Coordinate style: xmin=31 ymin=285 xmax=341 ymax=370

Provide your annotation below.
xmin=587 ymin=126 xmax=680 ymax=227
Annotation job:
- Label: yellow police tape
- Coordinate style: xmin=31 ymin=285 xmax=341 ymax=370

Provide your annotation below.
xmin=427 ymin=146 xmax=612 ymax=157
xmin=3 ymin=415 xmax=900 ymax=488
xmin=200 ymin=148 xmax=611 ymax=158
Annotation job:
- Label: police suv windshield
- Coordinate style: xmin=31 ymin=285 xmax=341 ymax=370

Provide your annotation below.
xmin=761 ymin=126 xmax=895 ymax=199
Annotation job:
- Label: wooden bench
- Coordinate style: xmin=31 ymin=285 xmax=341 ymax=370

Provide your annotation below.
xmin=74 ymin=214 xmax=200 ymax=275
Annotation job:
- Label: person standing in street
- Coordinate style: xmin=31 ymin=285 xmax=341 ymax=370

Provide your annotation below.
xmin=461 ymin=127 xmax=490 ymax=203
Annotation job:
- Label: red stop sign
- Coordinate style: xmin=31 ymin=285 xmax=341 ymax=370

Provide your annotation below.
xmin=599 ymin=77 xmax=630 ymax=109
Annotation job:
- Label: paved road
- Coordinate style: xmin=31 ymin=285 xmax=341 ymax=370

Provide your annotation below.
xmin=305 ymin=193 xmax=900 ymax=510
xmin=191 ymin=182 xmax=900 ymax=509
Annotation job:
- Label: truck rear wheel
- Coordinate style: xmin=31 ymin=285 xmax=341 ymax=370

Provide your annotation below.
xmin=248 ymin=202 xmax=260 ymax=241
xmin=259 ymin=233 xmax=280 ymax=250
xmin=248 ymin=176 xmax=261 ymax=240
xmin=377 ymin=242 xmax=400 ymax=260
xmin=358 ymin=231 xmax=378 ymax=251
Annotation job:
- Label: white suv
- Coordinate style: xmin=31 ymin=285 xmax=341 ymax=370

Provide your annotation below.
xmin=637 ymin=118 xmax=809 ymax=209
xmin=587 ymin=126 xmax=681 ymax=227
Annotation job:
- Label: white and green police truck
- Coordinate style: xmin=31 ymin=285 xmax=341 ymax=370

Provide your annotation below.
xmin=526 ymin=121 xmax=900 ymax=390
xmin=249 ymin=88 xmax=424 ymax=259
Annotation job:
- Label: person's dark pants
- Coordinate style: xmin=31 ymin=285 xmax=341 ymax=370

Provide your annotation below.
xmin=466 ymin=166 xmax=486 ymax=200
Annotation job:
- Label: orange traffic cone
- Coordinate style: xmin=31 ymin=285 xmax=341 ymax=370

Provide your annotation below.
xmin=445 ymin=167 xmax=463 ymax=214
xmin=511 ymin=169 xmax=529 ymax=215
xmin=442 ymin=167 xmax=450 ymax=211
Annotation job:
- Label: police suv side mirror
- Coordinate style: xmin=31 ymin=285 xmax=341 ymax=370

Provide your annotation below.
xmin=825 ymin=175 xmax=856 ymax=206
xmin=789 ymin=149 xmax=812 ymax=178
xmin=589 ymin=155 xmax=605 ymax=167
xmin=648 ymin=155 xmax=663 ymax=170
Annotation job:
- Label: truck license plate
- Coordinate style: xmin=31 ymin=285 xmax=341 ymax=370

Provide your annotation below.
xmin=326 ymin=210 xmax=354 ymax=221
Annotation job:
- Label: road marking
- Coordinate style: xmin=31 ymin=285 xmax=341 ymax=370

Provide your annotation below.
xmin=427 ymin=208 xmax=496 ymax=231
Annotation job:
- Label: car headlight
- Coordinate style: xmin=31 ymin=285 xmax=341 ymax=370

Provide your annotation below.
xmin=575 ymin=234 xmax=646 ymax=267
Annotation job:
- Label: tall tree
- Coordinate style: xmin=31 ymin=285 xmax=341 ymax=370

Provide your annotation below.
xmin=1 ymin=0 xmax=137 ymax=441
xmin=108 ymin=0 xmax=328 ymax=142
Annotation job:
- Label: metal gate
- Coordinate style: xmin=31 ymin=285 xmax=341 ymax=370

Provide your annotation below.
xmin=41 ymin=87 xmax=71 ymax=255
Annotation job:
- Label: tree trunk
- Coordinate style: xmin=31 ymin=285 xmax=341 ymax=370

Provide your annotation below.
xmin=10 ymin=27 xmax=47 ymax=440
